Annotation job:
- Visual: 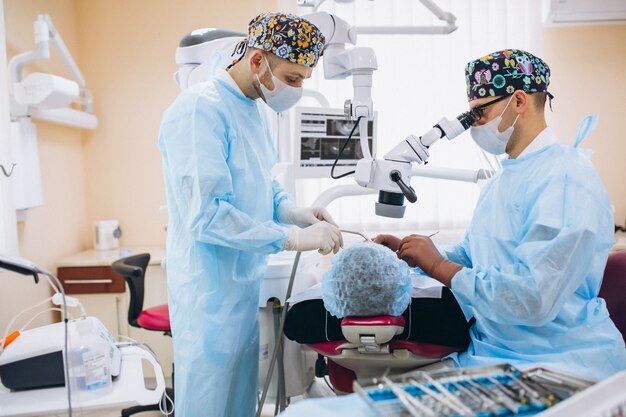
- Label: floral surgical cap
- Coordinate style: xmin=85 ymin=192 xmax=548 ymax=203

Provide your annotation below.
xmin=465 ymin=49 xmax=552 ymax=101
xmin=244 ymin=12 xmax=326 ymax=67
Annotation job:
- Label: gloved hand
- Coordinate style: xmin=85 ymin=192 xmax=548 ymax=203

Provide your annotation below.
xmin=372 ymin=234 xmax=401 ymax=252
xmin=283 ymin=221 xmax=344 ymax=255
xmin=277 ymin=202 xmax=338 ymax=229
xmin=397 ymin=234 xmax=462 ymax=287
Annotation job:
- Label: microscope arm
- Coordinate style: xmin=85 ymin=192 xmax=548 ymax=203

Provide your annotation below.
xmin=353 ymin=111 xmax=476 ymax=217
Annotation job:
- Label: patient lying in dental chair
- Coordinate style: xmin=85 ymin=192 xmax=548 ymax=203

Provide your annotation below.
xmin=284 ymin=243 xmax=472 ymax=349
xmin=323 ymin=242 xmax=412 ymax=318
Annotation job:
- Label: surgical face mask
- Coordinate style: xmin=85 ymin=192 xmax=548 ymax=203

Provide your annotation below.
xmin=470 ymin=96 xmax=520 ymax=155
xmin=256 ymin=56 xmax=303 ymax=113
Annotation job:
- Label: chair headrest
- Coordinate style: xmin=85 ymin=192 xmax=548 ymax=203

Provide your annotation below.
xmin=341 ymin=315 xmax=405 ymax=345
xmin=341 ymin=315 xmax=406 ymax=327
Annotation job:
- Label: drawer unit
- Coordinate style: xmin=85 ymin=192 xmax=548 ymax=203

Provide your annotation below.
xmin=57 ymin=266 xmax=125 ymax=294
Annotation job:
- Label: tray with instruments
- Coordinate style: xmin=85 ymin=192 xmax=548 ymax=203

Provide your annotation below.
xmin=353 ymin=364 xmax=596 ymax=417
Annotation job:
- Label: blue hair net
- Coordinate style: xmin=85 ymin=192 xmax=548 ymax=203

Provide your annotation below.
xmin=322 ymin=243 xmax=411 ymax=318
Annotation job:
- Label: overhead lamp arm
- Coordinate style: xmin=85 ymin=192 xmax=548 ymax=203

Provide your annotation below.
xmin=8 ymin=14 xmax=94 ymax=113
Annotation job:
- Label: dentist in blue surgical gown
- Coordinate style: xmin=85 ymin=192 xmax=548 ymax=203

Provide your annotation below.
xmin=376 ymin=49 xmax=626 ymax=381
xmin=159 ymin=13 xmax=342 ymax=417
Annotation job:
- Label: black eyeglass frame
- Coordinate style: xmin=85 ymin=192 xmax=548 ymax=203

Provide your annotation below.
xmin=469 ymin=94 xmax=512 ymax=122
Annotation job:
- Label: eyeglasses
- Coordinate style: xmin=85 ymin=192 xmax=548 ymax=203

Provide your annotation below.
xmin=469 ymin=94 xmax=512 ymax=122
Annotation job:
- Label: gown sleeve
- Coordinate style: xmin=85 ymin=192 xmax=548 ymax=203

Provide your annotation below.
xmin=439 ymin=232 xmax=473 ymax=268
xmin=159 ymin=93 xmax=288 ymax=254
xmin=450 ymin=166 xmax=611 ymax=326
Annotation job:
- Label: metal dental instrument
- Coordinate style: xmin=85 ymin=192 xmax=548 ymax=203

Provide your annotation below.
xmin=486 ymin=376 xmax=523 ymax=411
xmin=340 ymin=229 xmax=371 ymax=241
xmin=450 ymin=380 xmax=489 ymax=410
xmin=488 ymin=376 xmax=527 ymax=405
xmin=466 ymin=379 xmax=518 ymax=414
xmin=408 ymin=377 xmax=472 ymax=416
xmin=394 ymin=231 xmax=440 ymax=255
xmin=382 ymin=375 xmax=436 ymax=417
xmin=419 ymin=374 xmax=473 ymax=415
xmin=355 ymin=365 xmax=596 ymax=417
xmin=508 ymin=373 xmax=542 ymax=401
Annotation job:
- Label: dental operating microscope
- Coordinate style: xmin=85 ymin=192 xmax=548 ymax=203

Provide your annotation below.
xmin=172 ymin=9 xmax=485 ymax=220
xmin=304 ymin=11 xmax=478 ymax=218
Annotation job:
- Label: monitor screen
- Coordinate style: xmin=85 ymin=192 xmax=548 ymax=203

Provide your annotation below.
xmin=294 ymin=107 xmax=376 ymax=179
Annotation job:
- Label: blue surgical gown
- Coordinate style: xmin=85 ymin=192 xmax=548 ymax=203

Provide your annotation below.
xmin=158 ymin=73 xmax=290 ymax=416
xmin=443 ymin=138 xmax=626 ymax=381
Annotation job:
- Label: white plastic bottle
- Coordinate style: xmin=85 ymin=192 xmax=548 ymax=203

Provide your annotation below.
xmin=68 ymin=317 xmax=113 ymax=402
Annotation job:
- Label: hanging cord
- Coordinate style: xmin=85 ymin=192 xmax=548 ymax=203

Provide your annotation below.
xmin=116 ymin=335 xmax=174 ymax=416
xmin=226 ymin=39 xmax=248 ymax=70
xmin=41 ymin=271 xmax=72 ymax=417
xmin=330 ymin=116 xmax=364 ymax=179
xmin=257 ymin=252 xmax=302 ymax=417
xmin=547 ymin=91 xmax=555 ymax=112
xmin=323 ymin=375 xmax=336 ymax=394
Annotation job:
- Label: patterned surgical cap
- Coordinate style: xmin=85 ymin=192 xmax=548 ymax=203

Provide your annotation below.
xmin=246 ymin=12 xmax=325 ymax=67
xmin=465 ymin=49 xmax=552 ymax=101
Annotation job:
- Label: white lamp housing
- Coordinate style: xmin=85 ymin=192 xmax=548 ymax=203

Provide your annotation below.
xmin=13 ymin=72 xmax=79 ymax=109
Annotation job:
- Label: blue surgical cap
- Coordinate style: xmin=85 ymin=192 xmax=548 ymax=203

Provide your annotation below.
xmin=322 ymin=243 xmax=411 ymax=318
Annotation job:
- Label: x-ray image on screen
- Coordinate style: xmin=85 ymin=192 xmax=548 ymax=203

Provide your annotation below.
xmin=301 ymin=137 xmax=321 ymax=160
xmin=295 ymin=107 xmax=377 ymax=178
xmin=326 ymin=119 xmax=373 ymax=138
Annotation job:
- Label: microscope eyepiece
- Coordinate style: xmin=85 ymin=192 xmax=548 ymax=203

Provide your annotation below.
xmin=457 ymin=111 xmax=475 ymax=130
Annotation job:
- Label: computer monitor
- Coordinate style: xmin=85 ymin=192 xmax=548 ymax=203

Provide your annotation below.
xmin=294 ymin=106 xmax=377 ymax=179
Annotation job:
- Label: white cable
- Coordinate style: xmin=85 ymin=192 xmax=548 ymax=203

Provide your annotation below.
xmin=19 ymin=308 xmax=71 ymax=333
xmin=359 ymin=117 xmax=372 ymax=160
xmin=116 ymin=334 xmax=158 ymax=357
xmin=160 ymin=386 xmax=175 ymax=416
xmin=46 ymin=274 xmax=61 ymax=294
xmin=479 ymin=147 xmax=496 ymax=172
xmin=116 ymin=335 xmax=173 ymax=415
xmin=40 ymin=271 xmax=72 ymax=417
xmin=1 ymin=296 xmax=52 ymax=352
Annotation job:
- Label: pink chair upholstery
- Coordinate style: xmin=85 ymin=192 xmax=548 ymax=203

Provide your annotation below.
xmin=599 ymin=250 xmax=626 ymax=343
xmin=137 ymin=304 xmax=171 ymax=332
xmin=307 ymin=315 xmax=464 ymax=393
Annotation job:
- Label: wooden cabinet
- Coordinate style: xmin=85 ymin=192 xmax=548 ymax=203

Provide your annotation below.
xmin=57 ymin=266 xmax=125 ymax=294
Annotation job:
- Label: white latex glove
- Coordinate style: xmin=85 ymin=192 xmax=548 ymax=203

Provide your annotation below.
xmin=283 ymin=222 xmax=344 ymax=255
xmin=277 ymin=202 xmax=338 ymax=229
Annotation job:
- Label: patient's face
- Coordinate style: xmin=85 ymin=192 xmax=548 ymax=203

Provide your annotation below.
xmin=322 ymin=243 xmax=411 ymax=318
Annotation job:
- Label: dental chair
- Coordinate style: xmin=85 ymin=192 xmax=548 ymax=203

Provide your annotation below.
xmin=112 ymin=253 xmax=174 ymax=416
xmin=284 ymin=287 xmax=471 ymax=393
xmin=599 ymin=250 xmax=626 ymax=343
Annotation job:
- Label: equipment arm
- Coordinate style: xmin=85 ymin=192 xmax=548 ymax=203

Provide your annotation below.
xmin=303 ymin=6 xmax=476 ymax=219
xmin=384 ymin=111 xmax=475 ymax=164
xmin=304 ymin=12 xmax=377 ymax=160
xmin=353 ymin=111 xmax=477 ymax=218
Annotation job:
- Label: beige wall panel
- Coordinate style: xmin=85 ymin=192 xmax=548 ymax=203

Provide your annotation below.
xmin=76 ymin=0 xmax=277 ymax=247
xmin=542 ymin=24 xmax=626 ymax=226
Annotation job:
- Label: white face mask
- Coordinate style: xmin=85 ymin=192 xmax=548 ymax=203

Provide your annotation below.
xmin=470 ymin=96 xmax=520 ymax=155
xmin=256 ymin=56 xmax=303 ymax=113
